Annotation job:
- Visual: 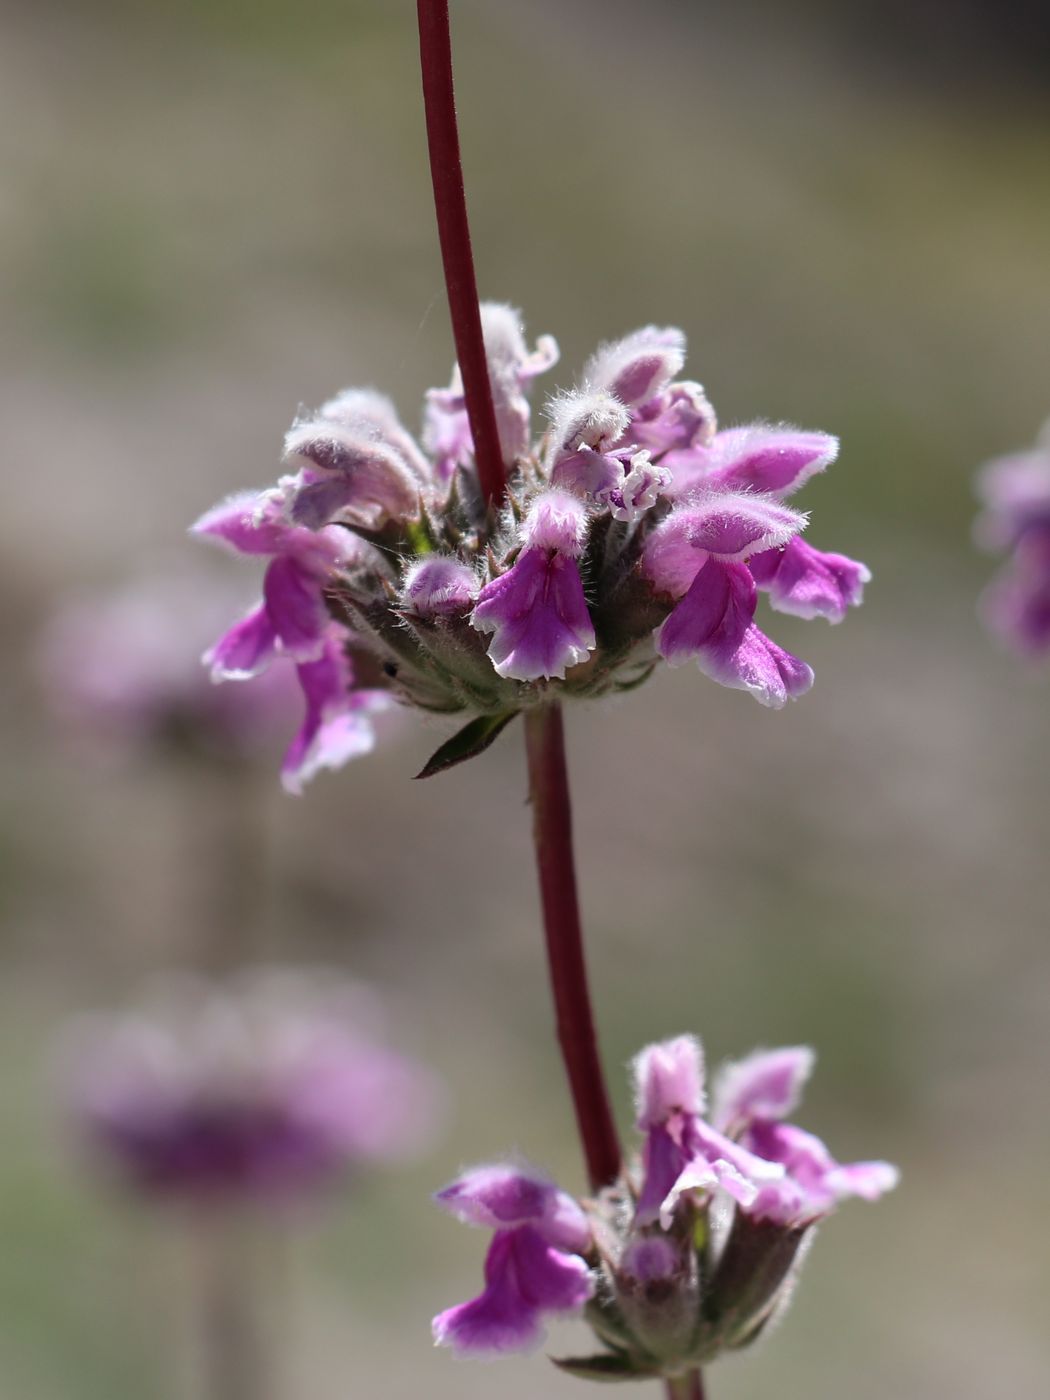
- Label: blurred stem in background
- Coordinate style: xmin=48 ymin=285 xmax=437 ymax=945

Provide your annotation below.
xmin=184 ymin=1212 xmax=281 ymax=1400
xmin=666 ymin=1371 xmax=706 ymax=1400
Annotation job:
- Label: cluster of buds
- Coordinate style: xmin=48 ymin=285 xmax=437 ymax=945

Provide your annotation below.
xmin=974 ymin=418 xmax=1050 ymax=656
xmin=67 ymin=970 xmax=442 ymax=1204
xmin=433 ymin=1035 xmax=897 ymax=1380
xmin=194 ymin=304 xmax=869 ymax=784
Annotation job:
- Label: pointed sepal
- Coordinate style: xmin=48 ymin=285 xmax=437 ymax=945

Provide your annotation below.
xmin=551 ymin=1352 xmax=660 ymax=1383
xmin=414 ymin=710 xmax=520 ymax=779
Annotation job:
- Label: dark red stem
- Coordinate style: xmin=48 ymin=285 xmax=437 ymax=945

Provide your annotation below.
xmin=416 ymin=0 xmax=505 ymax=507
xmin=523 ymin=704 xmax=622 ymax=1193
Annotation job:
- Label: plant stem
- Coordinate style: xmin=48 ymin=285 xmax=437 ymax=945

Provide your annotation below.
xmin=665 ymin=1371 xmax=706 ymax=1400
xmin=523 ymin=703 xmax=621 ymax=1192
xmin=416 ymin=0 xmax=505 ymax=508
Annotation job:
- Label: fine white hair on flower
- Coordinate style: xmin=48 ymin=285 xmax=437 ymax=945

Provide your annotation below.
xmin=583 ymin=326 xmax=687 ymax=408
xmin=544 ymin=388 xmax=630 ymax=462
xmin=479 ymin=302 xmax=559 ymax=379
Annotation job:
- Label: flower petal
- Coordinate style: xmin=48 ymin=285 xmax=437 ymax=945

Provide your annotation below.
xmin=749 ymin=538 xmax=870 ymax=623
xmin=657 ymin=561 xmax=813 ymax=707
xmin=472 ymin=550 xmax=595 ymax=682
xmin=584 ymin=326 xmax=686 ymax=408
xmin=203 ymin=603 xmax=276 ymax=681
xmin=432 ymin=1232 xmax=544 ymax=1356
xmin=283 ymin=422 xmax=420 ymax=529
xmin=699 ymin=425 xmax=838 ymax=497
xmin=712 ymin=1046 xmax=816 ymax=1135
xmin=191 ymin=491 xmax=287 ymax=557
xmin=280 ymin=637 xmax=382 ymax=795
xmin=633 ymin=1035 xmax=706 ymax=1129
xmin=264 ymin=557 xmax=329 ymax=662
xmin=628 ymin=381 xmax=717 ymax=457
xmin=432 ymin=1226 xmax=590 ymax=1358
xmin=824 ymin=1160 xmax=900 ymax=1203
xmin=644 ymin=495 xmax=807 ymax=596
xmin=401 ymin=557 xmax=477 ymax=618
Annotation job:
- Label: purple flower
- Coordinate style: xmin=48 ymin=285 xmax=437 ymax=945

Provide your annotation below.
xmin=424 ymin=303 xmax=559 ymax=478
xmin=748 ymin=538 xmax=871 ymax=623
xmin=193 ymin=490 xmax=360 ymax=671
xmin=69 ymin=971 xmax=442 ymax=1205
xmin=471 ymin=491 xmax=596 ymax=681
xmin=712 ymin=1047 xmax=900 ymax=1228
xmin=583 ymin=324 xmax=687 ymax=408
xmin=193 ymin=491 xmax=390 ymax=790
xmin=432 ymin=1163 xmax=592 ymax=1355
xmin=433 ymin=1032 xmax=896 ymax=1378
xmin=194 ymin=309 xmax=864 ymax=782
xmin=282 ymin=629 xmax=389 ymax=796
xmin=975 ymin=423 xmax=1050 ymax=656
xmin=37 ymin=573 xmax=302 ymax=762
xmin=632 ymin=1036 xmax=785 ymax=1227
xmin=643 ymin=494 xmax=814 ymax=707
xmin=400 ymin=556 xmax=478 ymax=619
xmin=282 ymin=388 xmax=427 ymax=531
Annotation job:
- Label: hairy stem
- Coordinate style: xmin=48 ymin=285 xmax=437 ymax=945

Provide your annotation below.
xmin=665 ymin=1371 xmax=706 ymax=1400
xmin=523 ymin=703 xmax=621 ymax=1192
xmin=416 ymin=0 xmax=505 ymax=507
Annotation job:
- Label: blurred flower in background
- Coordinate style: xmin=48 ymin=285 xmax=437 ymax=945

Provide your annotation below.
xmin=66 ymin=968 xmax=443 ymax=1204
xmin=36 ymin=571 xmax=303 ymax=765
xmin=974 ymin=420 xmax=1050 ymax=657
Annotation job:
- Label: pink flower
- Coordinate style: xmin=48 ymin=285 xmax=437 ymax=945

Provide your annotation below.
xmin=975 ymin=422 xmax=1050 ymax=656
xmin=433 ymin=1033 xmax=896 ymax=1375
xmin=432 ymin=1164 xmax=592 ymax=1355
xmin=37 ymin=573 xmax=302 ymax=762
xmin=192 ymin=308 xmax=866 ymax=782
xmin=192 ymin=491 xmax=390 ymax=791
xmin=471 ymin=491 xmax=595 ymax=681
xmin=643 ymin=494 xmax=815 ymax=707
xmin=69 ymin=971 xmax=443 ymax=1204
xmin=712 ymin=1047 xmax=899 ymax=1227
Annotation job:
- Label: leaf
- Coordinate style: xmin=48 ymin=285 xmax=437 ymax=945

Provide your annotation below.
xmin=413 ymin=710 xmax=520 ymax=779
xmin=551 ymin=1353 xmax=657 ymax=1383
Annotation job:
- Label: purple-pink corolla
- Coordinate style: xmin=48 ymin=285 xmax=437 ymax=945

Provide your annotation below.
xmin=193 ymin=305 xmax=868 ymax=783
xmin=432 ymin=1164 xmax=593 ymax=1355
xmin=433 ymin=1034 xmax=896 ymax=1380
xmin=191 ymin=492 xmax=391 ymax=792
xmin=68 ymin=970 xmax=442 ymax=1204
xmin=974 ymin=420 xmax=1050 ymax=656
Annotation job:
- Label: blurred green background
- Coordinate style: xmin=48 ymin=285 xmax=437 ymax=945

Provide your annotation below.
xmin=1 ymin=1 xmax=1048 ymax=1396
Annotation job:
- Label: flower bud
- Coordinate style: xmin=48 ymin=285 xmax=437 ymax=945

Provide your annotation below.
xmin=613 ymin=1234 xmax=700 ymax=1366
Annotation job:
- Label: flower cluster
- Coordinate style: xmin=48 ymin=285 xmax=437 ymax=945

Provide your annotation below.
xmin=194 ymin=305 xmax=868 ymax=784
xmin=37 ymin=573 xmax=303 ymax=765
xmin=68 ymin=970 xmax=442 ymax=1204
xmin=974 ymin=419 xmax=1050 ymax=656
xmin=433 ymin=1035 xmax=897 ymax=1380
